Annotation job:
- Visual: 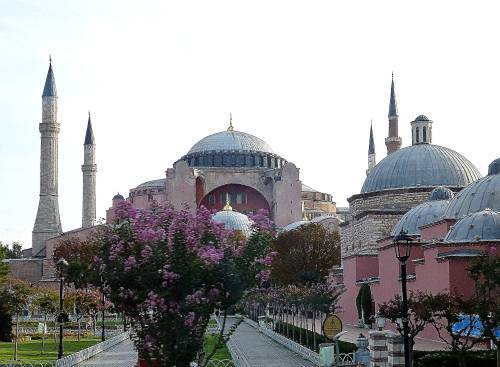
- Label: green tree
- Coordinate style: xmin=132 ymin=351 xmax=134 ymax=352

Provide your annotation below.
xmin=1 ymin=279 xmax=33 ymax=360
xmin=33 ymin=288 xmax=58 ymax=354
xmin=53 ymin=237 xmax=100 ymax=290
xmin=271 ymin=224 xmax=341 ymax=286
xmin=0 ymin=245 xmax=10 ymax=284
xmin=468 ymin=256 xmax=500 ymax=367
xmin=0 ymin=241 xmax=23 ymax=259
xmin=356 ymin=284 xmax=373 ymax=325
xmin=378 ymin=291 xmax=433 ymax=366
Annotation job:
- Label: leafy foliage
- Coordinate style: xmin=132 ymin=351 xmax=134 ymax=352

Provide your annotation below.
xmin=0 ymin=297 xmax=12 ymax=342
xmin=271 ymin=224 xmax=341 ymax=286
xmin=0 ymin=241 xmax=23 ymax=259
xmin=53 ymin=237 xmax=101 ymax=289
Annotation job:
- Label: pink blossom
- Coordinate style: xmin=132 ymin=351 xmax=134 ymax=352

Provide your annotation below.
xmin=197 ymin=246 xmax=224 ymax=265
xmin=184 ymin=312 xmax=195 ymax=327
xmin=124 ymin=256 xmax=137 ymax=271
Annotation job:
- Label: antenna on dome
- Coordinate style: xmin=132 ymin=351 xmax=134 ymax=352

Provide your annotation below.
xmin=227 ymin=113 xmax=234 ymax=131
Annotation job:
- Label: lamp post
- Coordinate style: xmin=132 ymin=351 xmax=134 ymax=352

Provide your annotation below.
xmin=393 ymin=229 xmax=412 ymax=367
xmin=101 ymin=291 xmax=105 ymax=341
xmin=56 ymin=258 xmax=69 ymax=360
xmin=375 ymin=313 xmax=385 ymax=331
xmin=100 ymin=264 xmax=106 ymax=342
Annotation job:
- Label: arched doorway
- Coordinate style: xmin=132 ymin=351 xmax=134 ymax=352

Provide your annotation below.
xmin=199 ymin=184 xmax=271 ymax=215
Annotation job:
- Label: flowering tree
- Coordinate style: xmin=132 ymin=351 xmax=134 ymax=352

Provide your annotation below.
xmin=93 ymin=202 xmax=273 ymax=366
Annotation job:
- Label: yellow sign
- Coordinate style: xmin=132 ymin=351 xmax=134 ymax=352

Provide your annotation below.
xmin=322 ymin=314 xmax=343 ymax=340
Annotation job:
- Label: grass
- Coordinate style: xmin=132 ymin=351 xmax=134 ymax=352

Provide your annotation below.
xmin=203 ymin=334 xmax=231 ymax=361
xmin=0 ymin=336 xmax=101 ymax=361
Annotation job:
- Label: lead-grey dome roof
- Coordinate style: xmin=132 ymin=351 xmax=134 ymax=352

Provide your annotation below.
xmin=443 ymin=158 xmax=500 ymax=219
xmin=188 ymin=130 xmax=274 ymax=155
xmin=391 ymin=198 xmax=450 ymax=236
xmin=444 ymin=209 xmax=500 ymax=243
xmin=281 ymin=220 xmax=310 ymax=232
xmin=136 ymin=179 xmax=166 ymax=188
xmin=361 ymin=144 xmax=481 ymax=193
xmin=212 ymin=209 xmax=252 ymax=237
xmin=428 ymin=186 xmax=454 ymax=201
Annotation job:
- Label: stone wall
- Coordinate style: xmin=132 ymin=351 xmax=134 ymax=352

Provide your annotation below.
xmin=7 ymin=258 xmax=44 ymax=283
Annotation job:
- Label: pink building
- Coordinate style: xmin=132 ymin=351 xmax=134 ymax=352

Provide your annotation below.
xmin=337 ymin=158 xmax=500 ymax=342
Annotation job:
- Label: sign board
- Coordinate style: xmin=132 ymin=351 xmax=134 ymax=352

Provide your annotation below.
xmin=322 ymin=314 xmax=343 ymax=340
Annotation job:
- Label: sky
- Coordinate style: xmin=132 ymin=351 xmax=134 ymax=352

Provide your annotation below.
xmin=1 ymin=0 xmax=499 ymax=247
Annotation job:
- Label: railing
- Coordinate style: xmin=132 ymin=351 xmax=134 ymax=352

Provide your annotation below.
xmin=247 ymin=318 xmax=320 ymax=365
xmin=206 ymin=360 xmax=235 ymax=367
xmin=55 ymin=331 xmax=130 ymax=367
xmin=0 ymin=361 xmax=55 ymax=367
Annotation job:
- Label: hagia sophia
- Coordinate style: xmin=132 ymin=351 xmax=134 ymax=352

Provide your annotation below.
xmin=5 ymin=61 xmax=499 ymax=343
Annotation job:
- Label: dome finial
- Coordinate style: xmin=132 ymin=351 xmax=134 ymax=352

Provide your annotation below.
xmin=227 ymin=113 xmax=234 ymax=131
xmin=49 ymin=54 xmax=52 ymax=65
xmin=223 ymin=193 xmax=233 ymax=211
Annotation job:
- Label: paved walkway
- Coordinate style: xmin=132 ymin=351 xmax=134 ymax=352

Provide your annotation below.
xmin=77 ymin=338 xmax=137 ymax=366
xmin=75 ymin=320 xmax=315 ymax=367
xmin=228 ymin=319 xmax=315 ymax=367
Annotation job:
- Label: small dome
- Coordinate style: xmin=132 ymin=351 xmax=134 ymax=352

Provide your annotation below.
xmin=414 ymin=115 xmax=430 ymax=121
xmin=391 ymin=199 xmax=450 ymax=236
xmin=212 ymin=209 xmax=252 ymax=237
xmin=444 ymin=159 xmax=500 ymax=219
xmin=488 ymin=158 xmax=500 ymax=175
xmin=113 ymin=193 xmax=125 ymax=201
xmin=188 ymin=130 xmax=274 ymax=155
xmin=445 ymin=209 xmax=500 ymax=243
xmin=136 ymin=179 xmax=165 ymax=189
xmin=281 ymin=220 xmax=310 ymax=232
xmin=428 ymin=186 xmax=454 ymax=201
xmin=362 ymin=144 xmax=481 ymax=193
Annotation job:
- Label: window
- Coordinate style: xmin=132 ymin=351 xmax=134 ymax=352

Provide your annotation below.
xmin=148 ymin=194 xmax=153 ymax=201
xmin=236 ymin=193 xmax=243 ymax=204
xmin=423 ymin=126 xmax=427 ymax=142
xmin=415 ymin=127 xmax=420 ymax=143
xmin=208 ymin=195 xmax=216 ymax=205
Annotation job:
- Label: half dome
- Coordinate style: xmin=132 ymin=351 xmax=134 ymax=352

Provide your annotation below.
xmin=443 ymin=158 xmax=500 ymax=219
xmin=361 ymin=144 xmax=481 ymax=194
xmin=188 ymin=130 xmax=274 ymax=155
xmin=444 ymin=209 xmax=500 ymax=243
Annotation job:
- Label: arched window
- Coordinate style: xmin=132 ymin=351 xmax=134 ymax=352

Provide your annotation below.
xmin=423 ymin=126 xmax=427 ymax=142
xmin=415 ymin=127 xmax=420 ymax=143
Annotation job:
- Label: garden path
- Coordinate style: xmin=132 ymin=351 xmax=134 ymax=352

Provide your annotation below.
xmin=226 ymin=318 xmax=316 ymax=367
xmin=76 ymin=337 xmax=136 ymax=367
xmin=75 ymin=319 xmax=316 ymax=367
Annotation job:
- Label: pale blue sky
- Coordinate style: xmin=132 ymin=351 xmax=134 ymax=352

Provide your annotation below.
xmin=1 ymin=0 xmax=499 ymax=247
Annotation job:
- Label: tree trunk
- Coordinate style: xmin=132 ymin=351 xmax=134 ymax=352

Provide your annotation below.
xmin=41 ymin=314 xmax=47 ymax=355
xmin=14 ymin=312 xmax=19 ymax=360
xmin=78 ymin=317 xmax=81 ymax=342
xmin=496 ymin=342 xmax=499 ymax=367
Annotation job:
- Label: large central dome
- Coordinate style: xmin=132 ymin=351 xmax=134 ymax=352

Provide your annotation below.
xmin=188 ymin=130 xmax=274 ymax=155
xmin=361 ymin=144 xmax=481 ymax=193
xmin=181 ymin=128 xmax=285 ymax=169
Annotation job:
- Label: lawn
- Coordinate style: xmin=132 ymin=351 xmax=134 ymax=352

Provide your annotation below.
xmin=0 ymin=336 xmax=100 ymax=361
xmin=203 ymin=334 xmax=231 ymax=361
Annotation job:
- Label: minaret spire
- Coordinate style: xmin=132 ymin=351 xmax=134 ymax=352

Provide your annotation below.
xmin=32 ymin=59 xmax=62 ymax=256
xmin=82 ymin=111 xmax=97 ymax=228
xmin=385 ymin=73 xmax=402 ymax=155
xmin=367 ymin=121 xmax=376 ymax=176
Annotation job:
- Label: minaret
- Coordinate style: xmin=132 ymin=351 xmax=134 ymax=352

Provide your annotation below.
xmin=385 ymin=73 xmax=402 ymax=155
xmin=82 ymin=112 xmax=97 ymax=228
xmin=366 ymin=121 xmax=376 ymax=176
xmin=32 ymin=58 xmax=62 ymax=257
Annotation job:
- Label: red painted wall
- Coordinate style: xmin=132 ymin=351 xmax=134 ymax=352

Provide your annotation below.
xmin=199 ymin=184 xmax=270 ymax=215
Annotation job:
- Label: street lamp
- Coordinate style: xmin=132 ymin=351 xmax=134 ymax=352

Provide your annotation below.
xmin=393 ymin=229 xmax=413 ymax=367
xmin=375 ymin=314 xmax=385 ymax=331
xmin=56 ymin=257 xmax=69 ymax=360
